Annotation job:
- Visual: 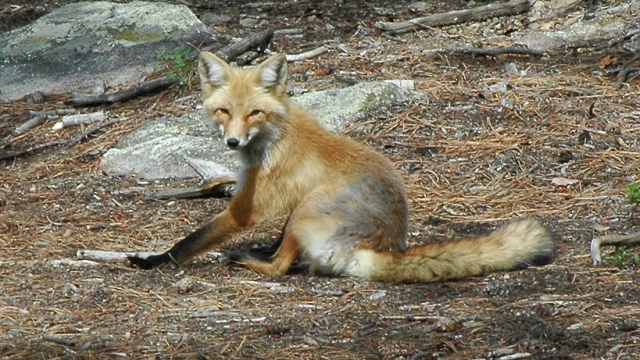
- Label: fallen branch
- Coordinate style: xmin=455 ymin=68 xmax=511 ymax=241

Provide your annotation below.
xmin=42 ymin=335 xmax=76 ymax=347
xmin=425 ymin=45 xmax=544 ymax=58
xmin=210 ymin=28 xmax=275 ymax=62
xmin=10 ymin=108 xmax=83 ymax=137
xmin=12 ymin=114 xmax=48 ymax=135
xmin=591 ymin=232 xmax=640 ymax=265
xmin=613 ymin=52 xmax=640 ymax=88
xmin=151 ymin=177 xmax=236 ymax=200
xmin=76 ymin=249 xmax=160 ymax=262
xmin=76 ymin=249 xmax=222 ymax=261
xmin=28 ymin=109 xmax=76 ymax=117
xmin=0 ymin=117 xmax=121 ymax=161
xmin=66 ymin=77 xmax=179 ymax=107
xmin=376 ymin=0 xmax=531 ymax=35
xmin=49 ymin=259 xmax=99 ymax=267
xmin=61 ymin=111 xmax=105 ymax=127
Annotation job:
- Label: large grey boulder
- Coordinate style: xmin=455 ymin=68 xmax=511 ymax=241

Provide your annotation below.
xmin=0 ymin=1 xmax=216 ymax=101
xmin=99 ymin=81 xmax=427 ymax=180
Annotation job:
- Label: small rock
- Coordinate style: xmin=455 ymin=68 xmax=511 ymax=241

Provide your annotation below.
xmin=302 ymin=336 xmax=318 ymax=346
xmin=27 ymin=91 xmax=46 ymax=104
xmin=500 ymin=97 xmax=513 ymax=109
xmin=567 ymin=322 xmax=584 ymax=330
xmin=91 ymin=82 xmax=105 ymax=95
xmin=239 ymin=18 xmax=259 ymax=27
xmin=504 ymin=62 xmax=518 ymax=75
xmin=369 ymin=291 xmax=386 ymax=301
xmin=433 ymin=316 xmax=463 ymax=332
xmin=409 ymin=2 xmax=429 ymax=13
xmin=488 ymin=348 xmax=515 ymax=357
xmin=167 ymin=332 xmax=189 ymax=343
xmin=489 ymin=81 xmax=508 ymax=93
xmin=172 ymin=277 xmax=194 ymax=293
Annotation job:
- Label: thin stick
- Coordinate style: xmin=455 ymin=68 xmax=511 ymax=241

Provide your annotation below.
xmin=424 ymin=45 xmax=544 ymax=58
xmin=591 ymin=232 xmax=640 ymax=265
xmin=285 ymin=46 xmax=328 ymax=62
xmin=0 ymin=118 xmax=122 ymax=161
xmin=12 ymin=114 xmax=48 ymax=135
xmin=42 ymin=335 xmax=76 ymax=347
xmin=211 ymin=28 xmax=275 ymax=62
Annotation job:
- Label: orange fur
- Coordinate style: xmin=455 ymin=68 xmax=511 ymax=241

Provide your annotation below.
xmin=128 ymin=52 xmax=555 ymax=282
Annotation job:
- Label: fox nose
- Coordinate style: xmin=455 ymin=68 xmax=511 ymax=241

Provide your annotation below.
xmin=226 ymin=138 xmax=240 ymax=148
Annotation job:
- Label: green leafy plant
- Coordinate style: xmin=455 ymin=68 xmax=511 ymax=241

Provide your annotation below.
xmin=610 ymin=247 xmax=640 ymax=269
xmin=156 ymin=48 xmax=195 ymax=87
xmin=626 ymin=183 xmax=640 ymax=205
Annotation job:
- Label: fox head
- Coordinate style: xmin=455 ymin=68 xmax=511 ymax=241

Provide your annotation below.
xmin=197 ymin=52 xmax=289 ymax=151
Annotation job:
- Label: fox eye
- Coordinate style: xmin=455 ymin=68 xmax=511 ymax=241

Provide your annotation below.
xmin=217 ymin=108 xmax=229 ymax=115
xmin=249 ymin=110 xmax=263 ymax=117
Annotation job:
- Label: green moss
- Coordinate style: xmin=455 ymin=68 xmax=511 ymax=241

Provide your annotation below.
xmin=627 ymin=183 xmax=640 ymax=205
xmin=106 ymin=24 xmax=162 ymax=43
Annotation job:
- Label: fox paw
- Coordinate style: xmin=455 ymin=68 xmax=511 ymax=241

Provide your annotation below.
xmin=128 ymin=253 xmax=171 ymax=269
xmin=224 ymin=249 xmax=261 ymax=264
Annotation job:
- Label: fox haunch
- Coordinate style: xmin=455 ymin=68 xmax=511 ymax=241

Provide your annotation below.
xmin=128 ymin=52 xmax=555 ymax=282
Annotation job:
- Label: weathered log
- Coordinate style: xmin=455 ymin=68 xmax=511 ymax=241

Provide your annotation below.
xmin=376 ymin=0 xmax=531 ymax=35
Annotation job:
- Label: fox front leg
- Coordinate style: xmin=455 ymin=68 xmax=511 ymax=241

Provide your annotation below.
xmin=128 ymin=209 xmax=242 ymax=269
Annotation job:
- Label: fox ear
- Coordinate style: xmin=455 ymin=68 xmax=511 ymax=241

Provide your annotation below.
xmin=257 ymin=54 xmax=288 ymax=89
xmin=198 ymin=52 xmax=229 ymax=95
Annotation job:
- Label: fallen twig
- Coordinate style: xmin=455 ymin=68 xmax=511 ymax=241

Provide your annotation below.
xmin=284 ymin=46 xmax=328 ymax=62
xmin=28 ymin=109 xmax=76 ymax=117
xmin=12 ymin=114 xmax=48 ymax=135
xmin=613 ymin=52 xmax=640 ymax=88
xmin=61 ymin=111 xmax=105 ymax=127
xmin=591 ymin=232 xmax=640 ymax=265
xmin=151 ymin=177 xmax=236 ymax=200
xmin=66 ymin=77 xmax=179 ymax=107
xmin=76 ymin=249 xmax=160 ymax=262
xmin=380 ymin=314 xmax=435 ymax=321
xmin=424 ymin=45 xmax=544 ymax=58
xmin=42 ymin=335 xmax=76 ymax=347
xmin=0 ymin=117 xmax=122 ymax=161
xmin=210 ymin=28 xmax=275 ymax=62
xmin=376 ymin=0 xmax=531 ymax=35
xmin=77 ymin=249 xmax=223 ymax=261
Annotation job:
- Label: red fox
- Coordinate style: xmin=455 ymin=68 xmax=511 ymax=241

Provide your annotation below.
xmin=128 ymin=52 xmax=555 ymax=282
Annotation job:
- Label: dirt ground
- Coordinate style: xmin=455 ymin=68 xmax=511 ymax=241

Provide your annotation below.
xmin=2 ymin=0 xmax=640 ymax=359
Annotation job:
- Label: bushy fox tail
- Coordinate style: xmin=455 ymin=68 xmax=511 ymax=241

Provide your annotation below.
xmin=348 ymin=219 xmax=554 ymax=283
